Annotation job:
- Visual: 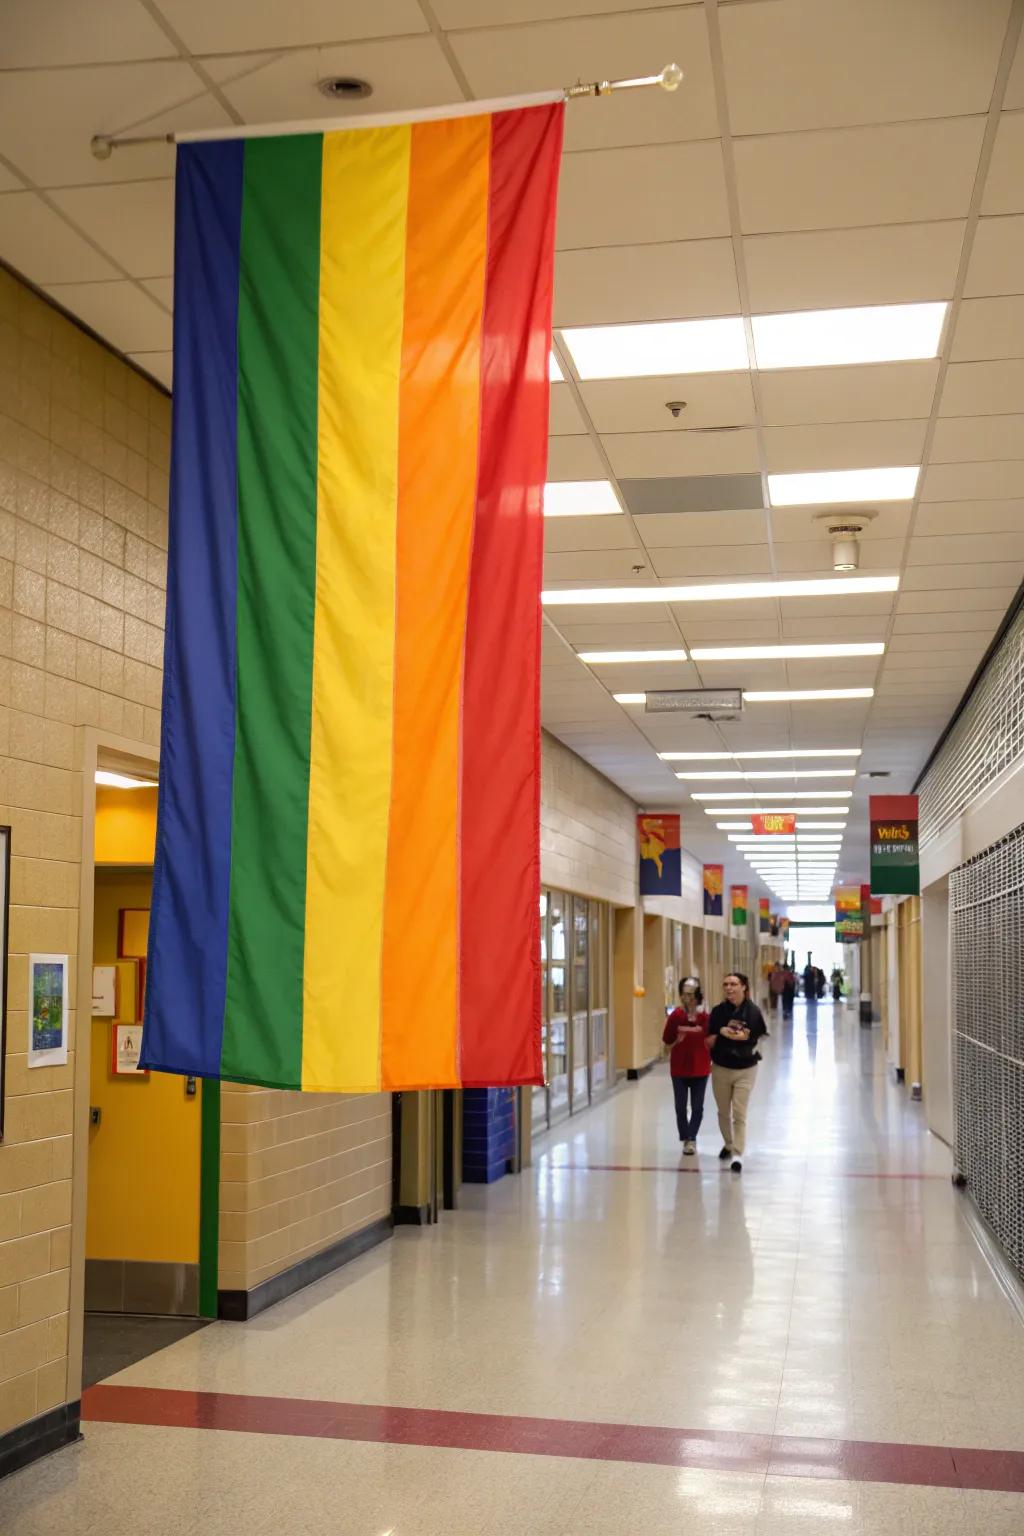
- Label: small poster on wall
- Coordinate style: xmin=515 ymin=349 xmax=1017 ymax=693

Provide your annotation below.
xmin=112 ymin=1022 xmax=147 ymax=1075
xmin=28 ymin=953 xmax=69 ymax=1069
xmin=92 ymin=965 xmax=116 ymax=1016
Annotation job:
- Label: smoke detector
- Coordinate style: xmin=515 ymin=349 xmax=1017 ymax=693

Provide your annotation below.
xmin=812 ymin=509 xmax=878 ymax=571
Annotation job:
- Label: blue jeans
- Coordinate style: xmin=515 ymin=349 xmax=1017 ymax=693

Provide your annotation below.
xmin=672 ymin=1075 xmax=708 ymax=1140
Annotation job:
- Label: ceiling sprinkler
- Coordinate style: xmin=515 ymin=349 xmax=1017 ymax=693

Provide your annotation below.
xmin=812 ymin=509 xmax=878 ymax=571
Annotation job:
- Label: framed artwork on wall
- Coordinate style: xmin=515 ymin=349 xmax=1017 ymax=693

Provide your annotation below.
xmin=0 ymin=827 xmax=10 ymax=1141
xmin=28 ymin=951 xmax=68 ymax=1071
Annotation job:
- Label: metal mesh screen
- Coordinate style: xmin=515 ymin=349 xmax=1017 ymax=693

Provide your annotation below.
xmin=919 ymin=600 xmax=1024 ymax=848
xmin=950 ymin=829 xmax=1024 ymax=1281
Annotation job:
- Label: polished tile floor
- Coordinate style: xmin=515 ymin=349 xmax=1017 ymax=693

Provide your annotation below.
xmin=4 ymin=1003 xmax=1024 ymax=1533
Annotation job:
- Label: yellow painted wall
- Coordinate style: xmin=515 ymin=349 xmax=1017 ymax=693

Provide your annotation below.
xmin=95 ymin=786 xmax=159 ymax=863
xmin=86 ymin=868 xmax=201 ymax=1265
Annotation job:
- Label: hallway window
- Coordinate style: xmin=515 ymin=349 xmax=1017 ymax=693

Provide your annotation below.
xmin=533 ymin=888 xmax=613 ymax=1133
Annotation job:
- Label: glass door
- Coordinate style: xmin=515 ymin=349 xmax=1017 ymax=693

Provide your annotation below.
xmin=548 ymin=892 xmax=570 ymax=1121
xmin=570 ymin=897 xmax=590 ymax=1109
xmin=533 ymin=891 xmax=550 ymax=1133
xmin=590 ymin=902 xmax=609 ymax=1094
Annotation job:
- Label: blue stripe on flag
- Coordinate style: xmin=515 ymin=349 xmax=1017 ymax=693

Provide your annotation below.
xmin=142 ymin=142 xmax=244 ymax=1078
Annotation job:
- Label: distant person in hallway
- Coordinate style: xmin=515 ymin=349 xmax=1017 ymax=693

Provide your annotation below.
xmin=707 ymin=972 xmax=767 ymax=1174
xmin=769 ymin=961 xmax=786 ymax=1012
xmin=803 ymin=960 xmax=816 ymax=1003
xmin=782 ymin=964 xmax=796 ymax=1017
xmin=663 ymin=978 xmax=711 ymax=1155
xmin=831 ymin=965 xmax=844 ymax=1001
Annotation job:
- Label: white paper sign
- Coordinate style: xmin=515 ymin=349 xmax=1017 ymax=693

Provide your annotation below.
xmin=92 ymin=965 xmax=116 ymax=1016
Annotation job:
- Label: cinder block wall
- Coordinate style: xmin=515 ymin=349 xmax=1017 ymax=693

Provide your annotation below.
xmin=0 ymin=268 xmax=168 ymax=1439
xmin=540 ymin=731 xmax=637 ymax=904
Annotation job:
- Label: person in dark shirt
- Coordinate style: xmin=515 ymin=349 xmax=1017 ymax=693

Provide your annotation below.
xmin=707 ymin=971 xmax=768 ymax=1174
xmin=662 ymin=978 xmax=711 ymax=1154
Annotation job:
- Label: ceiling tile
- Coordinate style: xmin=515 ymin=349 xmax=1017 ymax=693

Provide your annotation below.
xmin=950 ymin=296 xmax=1024 ymax=361
xmin=735 ymin=120 xmax=985 ymax=234
xmin=930 ymin=416 xmax=1024 ymax=462
xmin=940 ymin=359 xmax=1024 ymax=415
xmin=42 ymin=280 xmax=173 ymax=352
xmin=1005 ymin=27 xmax=1024 ymax=108
xmin=887 ymin=630 xmax=991 ymax=654
xmin=220 ymin=37 xmax=462 ymax=123
xmin=549 ymin=384 xmax=586 ymax=436
xmin=552 ymin=619 xmax=682 ymax=645
xmin=921 ymin=461 xmax=1024 ymax=501
xmin=1 ymin=0 xmax=177 ymax=66
xmin=141 ymin=277 xmax=173 ymax=308
xmin=156 ymin=0 xmax=426 ymax=52
xmin=744 ymin=224 xmax=965 ymax=313
xmin=908 ymin=531 xmax=1024 ymax=566
xmin=901 ymin=560 xmax=1024 ymax=590
xmin=49 ymin=179 xmax=174 ymax=278
xmin=0 ymin=192 xmax=119 ymax=284
xmin=782 ymin=616 xmax=889 ymax=640
xmin=452 ymin=8 xmax=717 ymax=152
xmin=554 ymin=241 xmax=740 ymax=326
xmin=0 ymin=62 xmax=201 ymax=189
xmin=557 ymin=142 xmax=730 ymax=249
xmin=721 ymin=0 xmax=1008 ymax=135
xmin=633 ymin=509 xmax=767 ymax=547
xmin=981 ymin=111 xmax=1024 ymax=215
xmin=578 ymin=374 xmax=755 ymax=435
xmin=434 ymin=0 xmax=689 ymax=23
xmin=771 ymin=505 xmax=910 ymax=542
xmin=897 ymin=585 xmax=1019 ymax=612
xmin=758 ymin=360 xmax=940 ymax=427
xmin=648 ymin=544 xmax=773 ymax=578
xmin=546 ymin=436 xmax=606 ymax=479
xmin=762 ymin=419 xmax=928 ymax=473
xmin=914 ymin=499 xmax=1024 ymax=534
xmin=964 ymin=216 xmax=1024 ymax=296
xmin=128 ymin=351 xmax=173 ymax=389
xmin=777 ymin=593 xmax=895 ymax=618
xmin=604 ymin=429 xmax=760 ymax=478
xmin=543 ymin=516 xmax=638 ymax=554
xmin=892 ymin=609 xmax=1007 ymax=633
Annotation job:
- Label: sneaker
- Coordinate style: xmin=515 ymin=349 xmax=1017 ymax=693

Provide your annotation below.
xmin=719 ymin=1145 xmax=732 ymax=1160
xmin=683 ymin=1140 xmax=696 ymax=1156
xmin=731 ymin=1158 xmax=742 ymax=1173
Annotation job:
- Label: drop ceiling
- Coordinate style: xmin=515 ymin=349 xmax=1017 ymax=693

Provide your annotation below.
xmin=2 ymin=0 xmax=1022 ymax=907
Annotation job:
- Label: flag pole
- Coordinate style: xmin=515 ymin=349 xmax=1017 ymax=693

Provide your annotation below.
xmin=90 ymin=63 xmax=682 ymax=159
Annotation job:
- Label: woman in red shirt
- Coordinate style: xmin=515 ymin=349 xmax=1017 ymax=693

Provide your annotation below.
xmin=663 ymin=977 xmax=712 ymax=1155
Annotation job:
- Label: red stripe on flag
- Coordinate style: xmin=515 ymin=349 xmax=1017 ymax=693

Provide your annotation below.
xmin=458 ymin=102 xmax=564 ymax=1087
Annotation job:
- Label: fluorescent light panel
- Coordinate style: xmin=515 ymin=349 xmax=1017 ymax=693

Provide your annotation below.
xmin=580 ymin=648 xmax=686 ymax=663
xmin=95 ymin=770 xmax=157 ymax=789
xmin=689 ymin=642 xmax=884 ymax=661
xmin=692 ymin=791 xmax=852 ymax=800
xmin=660 ymin=749 xmax=861 ymax=761
xmin=544 ymin=480 xmax=621 ymax=518
xmin=543 ymin=576 xmax=897 ymax=607
xmin=703 ymin=805 xmax=848 ymax=815
xmin=751 ymin=302 xmax=945 ymax=370
xmin=562 ymin=316 xmax=748 ymax=379
xmin=767 ymin=466 xmax=919 ymax=507
xmin=715 ymin=821 xmax=847 ymax=830
xmin=745 ymin=688 xmax=875 ymax=702
xmin=675 ymin=769 xmax=857 ymax=780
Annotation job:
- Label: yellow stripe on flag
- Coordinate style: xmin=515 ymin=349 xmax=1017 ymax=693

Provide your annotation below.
xmin=302 ymin=126 xmax=411 ymax=1091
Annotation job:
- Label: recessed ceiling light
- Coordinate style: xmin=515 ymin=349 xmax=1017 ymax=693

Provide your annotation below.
xmin=675 ymin=769 xmax=857 ymax=780
xmin=549 ymin=352 xmax=564 ymax=382
xmin=796 ymin=821 xmax=850 ymax=829
xmin=703 ymin=805 xmax=849 ymax=815
xmin=744 ymin=688 xmax=875 ymax=702
xmin=579 ymin=648 xmax=687 ymax=663
xmin=561 ymin=316 xmax=748 ymax=379
xmin=660 ymin=749 xmax=862 ymax=761
xmin=767 ymin=467 xmax=919 ymax=507
xmin=689 ymin=643 xmax=884 ymax=661
xmin=692 ymin=791 xmax=853 ymax=800
xmin=542 ymin=576 xmax=898 ymax=606
xmin=544 ymin=481 xmax=621 ymax=518
xmin=95 ymin=770 xmax=158 ymax=788
xmin=751 ymin=302 xmax=946 ymax=370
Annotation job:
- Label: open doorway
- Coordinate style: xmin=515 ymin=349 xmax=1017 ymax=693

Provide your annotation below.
xmin=80 ymin=744 xmax=211 ymax=1387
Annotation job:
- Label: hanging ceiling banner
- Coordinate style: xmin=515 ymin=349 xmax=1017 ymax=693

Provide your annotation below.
xmin=731 ymin=884 xmax=749 ymax=928
xmin=703 ymin=863 xmax=723 ymax=917
xmin=869 ymin=794 xmax=920 ymax=896
xmin=751 ymin=813 xmax=796 ymax=836
xmin=835 ymin=885 xmax=864 ymax=942
xmin=638 ymin=813 xmax=681 ymax=896
xmin=759 ymin=897 xmax=770 ymax=933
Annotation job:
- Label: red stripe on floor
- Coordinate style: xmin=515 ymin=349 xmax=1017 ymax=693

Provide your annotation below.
xmin=81 ymin=1385 xmax=1024 ymax=1494
xmin=540 ymin=1162 xmax=946 ymax=1180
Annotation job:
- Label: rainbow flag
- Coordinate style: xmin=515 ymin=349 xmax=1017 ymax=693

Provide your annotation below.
xmin=142 ymin=104 xmax=564 ymax=1092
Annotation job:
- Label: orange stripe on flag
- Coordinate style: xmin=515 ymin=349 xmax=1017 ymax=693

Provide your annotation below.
xmin=380 ymin=116 xmax=491 ymax=1089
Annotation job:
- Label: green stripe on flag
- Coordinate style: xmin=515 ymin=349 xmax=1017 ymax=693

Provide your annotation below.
xmin=222 ymin=135 xmax=323 ymax=1088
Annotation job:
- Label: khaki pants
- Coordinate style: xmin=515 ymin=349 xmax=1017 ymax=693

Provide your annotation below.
xmin=711 ymin=1064 xmax=757 ymax=1156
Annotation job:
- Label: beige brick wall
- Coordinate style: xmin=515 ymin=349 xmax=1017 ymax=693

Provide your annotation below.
xmin=541 ymin=730 xmax=637 ymax=907
xmin=0 ymin=268 xmax=169 ymax=1435
xmin=218 ymin=1086 xmax=391 ymax=1292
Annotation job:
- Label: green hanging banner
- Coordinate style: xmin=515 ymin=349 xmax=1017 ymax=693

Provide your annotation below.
xmin=835 ymin=885 xmax=864 ymax=942
xmin=870 ymin=794 xmax=920 ymax=896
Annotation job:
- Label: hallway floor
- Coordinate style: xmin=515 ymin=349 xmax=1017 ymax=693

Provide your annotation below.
xmin=3 ymin=1004 xmax=1024 ymax=1533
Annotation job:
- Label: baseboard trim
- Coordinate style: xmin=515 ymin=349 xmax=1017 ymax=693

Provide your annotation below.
xmin=626 ymin=1059 xmax=656 ymax=1082
xmin=217 ymin=1216 xmax=392 ymax=1322
xmin=958 ymin=1191 xmax=1024 ymax=1330
xmin=392 ymin=1203 xmax=433 ymax=1226
xmin=0 ymin=1400 xmax=81 ymax=1482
